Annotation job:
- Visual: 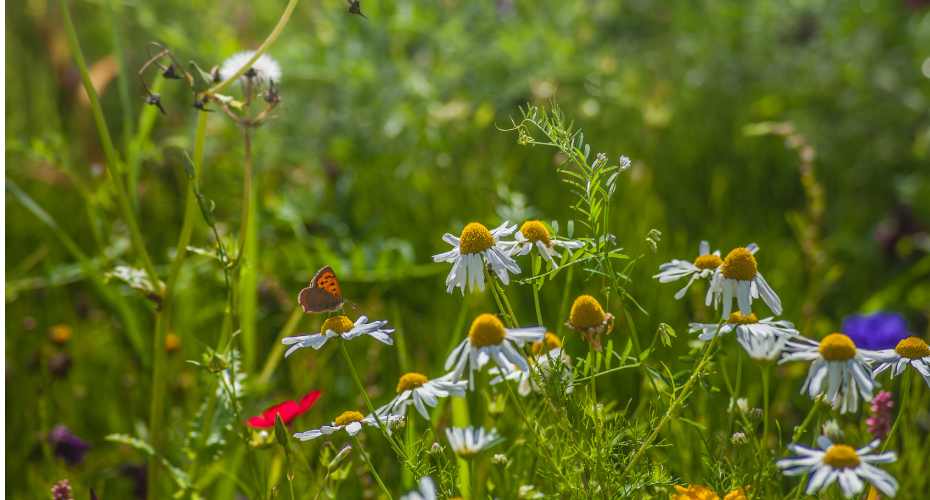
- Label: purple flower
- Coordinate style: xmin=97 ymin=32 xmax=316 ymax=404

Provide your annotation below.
xmin=51 ymin=479 xmax=74 ymax=500
xmin=841 ymin=312 xmax=911 ymax=350
xmin=867 ymin=391 xmax=894 ymax=440
xmin=48 ymin=425 xmax=90 ymax=466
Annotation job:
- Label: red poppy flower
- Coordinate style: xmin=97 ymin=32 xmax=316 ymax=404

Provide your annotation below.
xmin=247 ymin=390 xmax=322 ymax=429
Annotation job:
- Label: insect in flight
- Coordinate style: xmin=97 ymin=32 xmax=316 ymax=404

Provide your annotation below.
xmin=298 ymin=266 xmax=345 ymax=313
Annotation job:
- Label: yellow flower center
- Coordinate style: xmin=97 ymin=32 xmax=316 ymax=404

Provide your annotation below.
xmin=569 ymin=295 xmax=606 ymax=330
xmin=321 ymin=315 xmax=355 ymax=334
xmin=818 ymin=333 xmax=857 ymax=362
xmin=468 ymin=314 xmax=506 ymax=347
xmin=164 ymin=333 xmax=181 ymax=353
xmin=333 ymin=410 xmax=365 ymax=427
xmin=459 ymin=222 xmax=494 ymax=255
xmin=823 ymin=444 xmax=861 ymax=469
xmin=894 ymin=336 xmax=930 ymax=359
xmin=50 ymin=324 xmax=72 ymax=344
xmin=532 ymin=332 xmax=562 ymax=355
xmin=672 ymin=484 xmax=719 ymax=500
xmin=519 ymin=220 xmax=551 ymax=246
xmin=727 ymin=312 xmax=758 ymax=325
xmin=721 ymin=248 xmax=757 ymax=281
xmin=396 ymin=372 xmax=429 ymax=393
xmin=693 ymin=253 xmax=723 ymax=270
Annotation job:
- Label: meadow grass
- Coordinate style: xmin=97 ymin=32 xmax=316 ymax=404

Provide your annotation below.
xmin=5 ymin=1 xmax=930 ymax=499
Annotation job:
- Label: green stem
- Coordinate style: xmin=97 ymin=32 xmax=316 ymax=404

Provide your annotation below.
xmin=351 ymin=436 xmax=393 ymax=500
xmin=557 ymin=265 xmax=574 ymax=336
xmin=205 ymin=0 xmax=300 ymax=95
xmin=761 ymin=362 xmax=771 ymax=445
xmin=338 ymin=342 xmax=406 ymax=458
xmin=531 ymin=256 xmax=544 ymax=326
xmin=792 ymin=399 xmax=821 ymax=444
xmin=147 ymin=112 xmax=208 ymax=495
xmin=882 ymin=373 xmax=911 ymax=452
xmin=468 ymin=458 xmax=477 ymax=500
xmin=620 ymin=329 xmax=722 ymax=479
xmin=59 ymin=0 xmax=158 ymax=287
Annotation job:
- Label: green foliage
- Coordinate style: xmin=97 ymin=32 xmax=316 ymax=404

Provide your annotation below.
xmin=5 ymin=0 xmax=930 ymax=499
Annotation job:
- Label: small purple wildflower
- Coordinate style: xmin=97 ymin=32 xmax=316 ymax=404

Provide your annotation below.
xmin=48 ymin=425 xmax=90 ymax=466
xmin=51 ymin=479 xmax=74 ymax=500
xmin=867 ymin=390 xmax=894 ymax=440
xmin=841 ymin=312 xmax=911 ymax=350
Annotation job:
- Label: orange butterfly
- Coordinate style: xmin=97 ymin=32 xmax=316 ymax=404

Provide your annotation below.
xmin=298 ymin=266 xmax=345 ymax=314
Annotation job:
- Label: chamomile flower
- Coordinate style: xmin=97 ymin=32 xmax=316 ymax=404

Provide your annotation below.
xmin=433 ymin=221 xmax=521 ymax=294
xmin=401 ymin=477 xmax=437 ymax=500
xmin=779 ymin=334 xmax=876 ymax=413
xmin=507 ymin=220 xmax=583 ymax=268
xmin=654 ymin=241 xmax=731 ymax=300
xmin=870 ymin=336 xmax=930 ymax=388
xmin=445 ymin=426 xmax=503 ymax=458
xmin=293 ymin=410 xmax=403 ymax=441
xmin=707 ymin=246 xmax=782 ymax=317
xmin=218 ymin=50 xmax=281 ymax=87
xmin=490 ymin=333 xmax=573 ymax=395
xmin=777 ymin=436 xmax=898 ymax=498
xmin=689 ymin=312 xmax=798 ymax=361
xmin=566 ymin=295 xmax=614 ymax=351
xmin=282 ymin=315 xmax=394 ymax=357
xmin=445 ymin=314 xmax=545 ymax=389
xmin=376 ymin=372 xmax=467 ymax=419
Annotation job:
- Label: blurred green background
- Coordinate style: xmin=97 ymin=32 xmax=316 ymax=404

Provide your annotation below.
xmin=5 ymin=0 xmax=930 ymax=497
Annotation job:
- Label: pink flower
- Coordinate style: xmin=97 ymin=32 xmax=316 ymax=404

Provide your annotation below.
xmin=247 ymin=390 xmax=321 ymax=429
xmin=867 ymin=390 xmax=894 ymax=440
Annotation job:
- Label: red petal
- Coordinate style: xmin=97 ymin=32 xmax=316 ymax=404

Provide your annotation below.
xmin=246 ymin=390 xmax=322 ymax=429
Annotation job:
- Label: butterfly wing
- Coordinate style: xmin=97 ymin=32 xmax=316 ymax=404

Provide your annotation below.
xmin=298 ymin=266 xmax=345 ymax=313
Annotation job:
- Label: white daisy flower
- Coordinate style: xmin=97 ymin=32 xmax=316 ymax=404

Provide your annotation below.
xmin=490 ymin=333 xmax=573 ymax=396
xmin=445 ymin=314 xmax=545 ymax=390
xmin=506 ymin=220 xmax=583 ymax=269
xmin=433 ymin=221 xmax=521 ymax=294
xmin=653 ymin=240 xmax=730 ymax=299
xmin=293 ymin=410 xmax=403 ymax=441
xmin=376 ymin=372 xmax=467 ymax=419
xmin=689 ymin=311 xmax=798 ymax=361
xmin=401 ymin=476 xmax=437 ymax=500
xmin=445 ymin=426 xmax=503 ymax=458
xmin=779 ymin=334 xmax=876 ymax=413
xmin=218 ymin=50 xmax=281 ymax=87
xmin=282 ymin=315 xmax=394 ymax=357
xmin=869 ymin=336 xmax=930 ymax=388
xmin=777 ymin=436 xmax=898 ymax=498
xmin=707 ymin=245 xmax=782 ymax=317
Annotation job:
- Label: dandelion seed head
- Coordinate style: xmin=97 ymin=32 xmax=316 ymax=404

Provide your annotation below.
xmin=396 ymin=372 xmax=429 ymax=393
xmin=468 ymin=314 xmax=506 ymax=347
xmin=693 ymin=253 xmax=723 ymax=270
xmin=721 ymin=247 xmax=757 ymax=280
xmin=459 ymin=222 xmax=494 ymax=254
xmin=727 ymin=312 xmax=758 ymax=325
xmin=532 ymin=332 xmax=562 ymax=355
xmin=321 ymin=315 xmax=355 ymax=335
xmin=519 ymin=220 xmax=551 ymax=245
xmin=894 ymin=336 xmax=930 ymax=359
xmin=818 ymin=333 xmax=857 ymax=361
xmin=50 ymin=324 xmax=72 ymax=344
xmin=219 ymin=50 xmax=281 ymax=86
xmin=569 ymin=295 xmax=606 ymax=330
xmin=333 ymin=410 xmax=365 ymax=426
xmin=823 ymin=444 xmax=861 ymax=468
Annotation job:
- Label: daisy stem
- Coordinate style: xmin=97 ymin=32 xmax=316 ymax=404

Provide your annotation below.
xmin=557 ymin=265 xmax=574 ymax=336
xmin=338 ymin=341 xmax=408 ymax=460
xmin=491 ymin=274 xmax=520 ymax=328
xmin=881 ymin=372 xmax=911 ymax=452
xmin=791 ymin=399 xmax=821 ymax=443
xmin=531 ymin=255 xmax=544 ymax=326
xmin=351 ymin=435 xmax=393 ymax=500
xmin=468 ymin=458 xmax=477 ymax=500
xmin=761 ymin=362 xmax=771 ymax=444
